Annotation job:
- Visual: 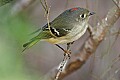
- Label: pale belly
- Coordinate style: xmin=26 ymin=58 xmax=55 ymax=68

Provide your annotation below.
xmin=44 ymin=24 xmax=88 ymax=44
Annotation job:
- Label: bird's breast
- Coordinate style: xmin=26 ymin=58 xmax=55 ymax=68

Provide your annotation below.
xmin=66 ymin=23 xmax=88 ymax=42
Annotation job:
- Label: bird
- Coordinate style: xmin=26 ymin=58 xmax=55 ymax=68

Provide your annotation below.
xmin=23 ymin=7 xmax=95 ymax=57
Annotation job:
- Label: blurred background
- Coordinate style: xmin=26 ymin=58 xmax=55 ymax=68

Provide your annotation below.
xmin=0 ymin=0 xmax=120 ymax=80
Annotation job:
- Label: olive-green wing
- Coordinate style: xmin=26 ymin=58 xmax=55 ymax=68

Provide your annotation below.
xmin=42 ymin=22 xmax=71 ymax=37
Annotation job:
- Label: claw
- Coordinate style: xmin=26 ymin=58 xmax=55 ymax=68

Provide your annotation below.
xmin=63 ymin=50 xmax=71 ymax=59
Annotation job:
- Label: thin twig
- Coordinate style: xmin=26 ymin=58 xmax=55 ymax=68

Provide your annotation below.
xmin=100 ymin=54 xmax=120 ymax=79
xmin=101 ymin=27 xmax=120 ymax=58
xmin=40 ymin=0 xmax=56 ymax=38
xmin=40 ymin=0 xmax=47 ymax=12
xmin=112 ymin=0 xmax=120 ymax=10
xmin=39 ymin=0 xmax=70 ymax=80
xmin=109 ymin=67 xmax=120 ymax=80
xmin=112 ymin=27 xmax=120 ymax=35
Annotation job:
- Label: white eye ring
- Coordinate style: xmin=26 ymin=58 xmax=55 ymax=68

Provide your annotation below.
xmin=80 ymin=14 xmax=86 ymax=19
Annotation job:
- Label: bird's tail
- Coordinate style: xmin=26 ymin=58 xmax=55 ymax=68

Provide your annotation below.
xmin=22 ymin=38 xmax=40 ymax=52
xmin=22 ymin=30 xmax=52 ymax=52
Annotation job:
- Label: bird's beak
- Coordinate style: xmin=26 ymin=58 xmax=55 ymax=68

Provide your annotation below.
xmin=89 ymin=12 xmax=95 ymax=16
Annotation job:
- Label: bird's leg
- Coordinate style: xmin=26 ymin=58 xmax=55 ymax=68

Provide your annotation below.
xmin=66 ymin=42 xmax=74 ymax=58
xmin=55 ymin=44 xmax=65 ymax=52
xmin=54 ymin=42 xmax=74 ymax=80
xmin=55 ymin=44 xmax=71 ymax=57
xmin=55 ymin=42 xmax=74 ymax=58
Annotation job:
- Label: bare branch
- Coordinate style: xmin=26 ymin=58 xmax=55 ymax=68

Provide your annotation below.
xmin=43 ymin=1 xmax=120 ymax=80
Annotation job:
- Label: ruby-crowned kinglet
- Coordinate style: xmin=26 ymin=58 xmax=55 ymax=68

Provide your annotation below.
xmin=23 ymin=7 xmax=95 ymax=52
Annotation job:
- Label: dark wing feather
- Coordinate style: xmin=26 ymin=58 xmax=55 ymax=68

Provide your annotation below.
xmin=42 ymin=23 xmax=70 ymax=37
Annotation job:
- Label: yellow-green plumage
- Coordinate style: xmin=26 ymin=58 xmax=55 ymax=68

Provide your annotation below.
xmin=22 ymin=39 xmax=39 ymax=52
xmin=23 ymin=30 xmax=54 ymax=51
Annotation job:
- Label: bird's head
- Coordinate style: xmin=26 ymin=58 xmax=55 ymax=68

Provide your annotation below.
xmin=64 ymin=7 xmax=95 ymax=23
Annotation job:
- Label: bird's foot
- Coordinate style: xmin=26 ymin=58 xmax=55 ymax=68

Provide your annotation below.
xmin=63 ymin=50 xmax=71 ymax=59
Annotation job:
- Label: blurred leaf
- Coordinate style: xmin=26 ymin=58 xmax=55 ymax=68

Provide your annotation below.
xmin=0 ymin=4 xmax=40 ymax=80
xmin=0 ymin=0 xmax=13 ymax=7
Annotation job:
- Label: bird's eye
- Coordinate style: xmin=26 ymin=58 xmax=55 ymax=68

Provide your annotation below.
xmin=80 ymin=14 xmax=86 ymax=19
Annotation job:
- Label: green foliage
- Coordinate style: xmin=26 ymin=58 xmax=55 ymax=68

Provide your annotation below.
xmin=0 ymin=5 xmax=40 ymax=80
xmin=0 ymin=0 xmax=13 ymax=7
